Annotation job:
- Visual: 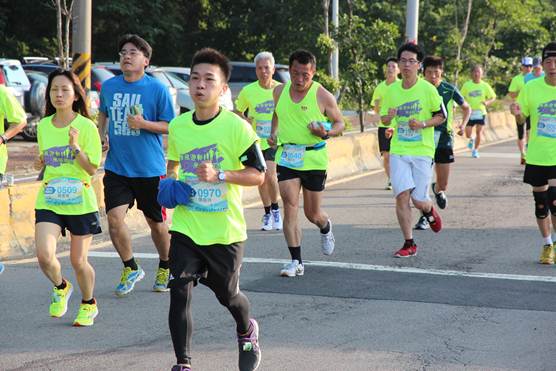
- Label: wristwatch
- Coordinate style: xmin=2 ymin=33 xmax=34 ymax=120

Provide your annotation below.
xmin=321 ymin=130 xmax=330 ymax=140
xmin=73 ymin=147 xmax=81 ymax=156
xmin=217 ymin=170 xmax=226 ymax=182
xmin=0 ymin=134 xmax=8 ymax=144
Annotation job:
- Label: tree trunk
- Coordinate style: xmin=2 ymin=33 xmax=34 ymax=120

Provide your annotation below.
xmin=64 ymin=4 xmax=71 ymax=69
xmin=358 ymin=79 xmax=364 ymax=132
xmin=454 ymin=0 xmax=472 ymax=85
xmin=55 ymin=0 xmax=64 ymax=67
xmin=323 ymin=0 xmax=332 ymax=75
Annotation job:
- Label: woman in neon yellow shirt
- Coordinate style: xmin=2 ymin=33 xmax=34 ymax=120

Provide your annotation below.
xmin=34 ymin=69 xmax=102 ymax=327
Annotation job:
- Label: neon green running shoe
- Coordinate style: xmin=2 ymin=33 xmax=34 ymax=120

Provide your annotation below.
xmin=49 ymin=281 xmax=73 ymax=318
xmin=153 ymin=267 xmax=170 ymax=292
xmin=539 ymin=244 xmax=554 ymax=265
xmin=73 ymin=302 xmax=99 ymax=327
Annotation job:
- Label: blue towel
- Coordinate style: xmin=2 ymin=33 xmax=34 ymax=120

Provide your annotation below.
xmin=157 ymin=178 xmax=196 ymax=209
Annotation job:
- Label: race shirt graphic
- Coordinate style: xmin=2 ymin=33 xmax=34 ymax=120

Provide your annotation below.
xmin=396 ymin=100 xmax=422 ymax=142
xmin=537 ymin=100 xmax=556 ymax=139
xmin=108 ymin=93 xmax=142 ymax=137
xmin=43 ymin=145 xmax=74 ymax=167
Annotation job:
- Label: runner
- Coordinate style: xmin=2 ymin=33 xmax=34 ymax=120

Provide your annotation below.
xmin=460 ymin=65 xmax=496 ymax=158
xmin=0 ymin=83 xmax=27 ymax=185
xmin=510 ymin=42 xmax=556 ymax=264
xmin=371 ymin=57 xmax=400 ymax=190
xmin=34 ymin=69 xmax=102 ymax=326
xmin=235 ymin=52 xmax=283 ymax=231
xmin=524 ymin=56 xmax=545 ymax=83
xmin=268 ymin=49 xmax=345 ymax=277
xmin=414 ymin=56 xmax=471 ymax=230
xmin=97 ymin=34 xmax=175 ymax=296
xmin=164 ymin=48 xmax=264 ymax=371
xmin=508 ymin=57 xmax=533 ymax=164
xmin=380 ymin=43 xmax=446 ymax=257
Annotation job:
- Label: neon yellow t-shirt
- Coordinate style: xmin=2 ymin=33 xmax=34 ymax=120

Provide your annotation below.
xmin=0 ymin=85 xmax=27 ymax=174
xmin=380 ymin=78 xmax=443 ymax=158
xmin=508 ymin=74 xmax=525 ymax=95
xmin=517 ymin=78 xmax=556 ymax=166
xmin=35 ymin=114 xmax=102 ymax=215
xmin=371 ymin=79 xmax=399 ymax=128
xmin=460 ymin=80 xmax=496 ymax=115
xmin=167 ymin=109 xmax=258 ymax=246
xmin=235 ymin=80 xmax=280 ymax=151
xmin=274 ymin=81 xmax=329 ymax=170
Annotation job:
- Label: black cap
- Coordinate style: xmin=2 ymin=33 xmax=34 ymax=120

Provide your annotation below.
xmin=542 ymin=42 xmax=556 ymax=61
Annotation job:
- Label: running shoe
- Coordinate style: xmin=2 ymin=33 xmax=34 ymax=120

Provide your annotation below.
xmin=280 ymin=260 xmax=304 ymax=277
xmin=426 ymin=206 xmax=443 ymax=233
xmin=261 ymin=213 xmax=273 ymax=231
xmin=414 ymin=215 xmax=429 ymax=230
xmin=49 ymin=281 xmax=73 ymax=318
xmin=471 ymin=149 xmax=480 ymax=158
xmin=115 ymin=266 xmax=145 ymax=297
xmin=153 ymin=267 xmax=170 ymax=292
xmin=0 ymin=262 xmax=4 ymax=274
xmin=467 ymin=138 xmax=474 ymax=149
xmin=73 ymin=302 xmax=99 ymax=326
xmin=271 ymin=209 xmax=283 ymax=230
xmin=320 ymin=219 xmax=335 ymax=255
xmin=394 ymin=241 xmax=417 ymax=258
xmin=539 ymin=244 xmax=554 ymax=265
xmin=385 ymin=181 xmax=392 ymax=191
xmin=431 ymin=183 xmax=447 ymax=210
xmin=171 ymin=365 xmax=192 ymax=371
xmin=238 ymin=319 xmax=261 ymax=371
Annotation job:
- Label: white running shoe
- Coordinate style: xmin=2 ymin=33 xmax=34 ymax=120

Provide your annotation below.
xmin=280 ymin=260 xmax=304 ymax=277
xmin=271 ymin=209 xmax=283 ymax=230
xmin=320 ymin=219 xmax=335 ymax=255
xmin=261 ymin=213 xmax=273 ymax=231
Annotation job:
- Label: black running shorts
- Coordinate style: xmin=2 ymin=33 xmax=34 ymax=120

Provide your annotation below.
xmin=523 ymin=164 xmax=556 ymax=187
xmin=434 ymin=147 xmax=455 ymax=164
xmin=378 ymin=127 xmax=391 ymax=153
xmin=262 ymin=147 xmax=277 ymax=162
xmin=276 ymin=165 xmax=327 ymax=192
xmin=35 ymin=209 xmax=101 ymax=237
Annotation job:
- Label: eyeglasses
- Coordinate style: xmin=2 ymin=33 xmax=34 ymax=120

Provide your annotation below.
xmin=399 ymin=58 xmax=419 ymax=65
xmin=118 ymin=50 xmax=142 ymax=58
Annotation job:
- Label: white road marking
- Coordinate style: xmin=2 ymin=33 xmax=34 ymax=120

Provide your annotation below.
xmin=461 ymin=152 xmax=521 ymax=159
xmin=88 ymin=251 xmax=556 ymax=283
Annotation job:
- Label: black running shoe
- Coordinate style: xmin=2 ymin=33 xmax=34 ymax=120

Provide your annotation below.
xmin=432 ymin=182 xmax=447 ymax=209
xmin=238 ymin=319 xmax=261 ymax=371
xmin=414 ymin=215 xmax=430 ymax=230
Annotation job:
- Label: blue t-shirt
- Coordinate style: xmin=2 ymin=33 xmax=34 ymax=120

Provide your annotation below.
xmin=524 ymin=72 xmax=545 ymax=84
xmin=100 ymin=74 xmax=175 ymax=177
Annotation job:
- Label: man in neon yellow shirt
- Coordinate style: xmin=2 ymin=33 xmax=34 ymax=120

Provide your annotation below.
xmin=165 ymin=48 xmax=265 ymax=371
xmin=235 ymin=51 xmax=283 ymax=231
xmin=511 ymin=42 xmax=556 ymax=265
xmin=268 ymin=49 xmax=344 ymax=277
xmin=0 ymin=85 xmax=27 ymax=184
xmin=508 ymin=57 xmax=533 ymax=164
xmin=371 ymin=57 xmax=400 ymax=190
xmin=381 ymin=43 xmax=446 ymax=258
xmin=460 ymin=65 xmax=496 ymax=158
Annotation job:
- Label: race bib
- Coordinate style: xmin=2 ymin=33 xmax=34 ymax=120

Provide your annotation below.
xmin=434 ymin=130 xmax=441 ymax=147
xmin=279 ymin=144 xmax=306 ymax=168
xmin=186 ymin=177 xmax=228 ymax=212
xmin=470 ymin=110 xmax=483 ymax=120
xmin=44 ymin=177 xmax=83 ymax=205
xmin=397 ymin=120 xmax=422 ymax=142
xmin=537 ymin=115 xmax=556 ymax=138
xmin=255 ymin=120 xmax=272 ymax=139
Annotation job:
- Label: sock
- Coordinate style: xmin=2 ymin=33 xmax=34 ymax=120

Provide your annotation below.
xmin=288 ymin=246 xmax=302 ymax=264
xmin=405 ymin=239 xmax=415 ymax=246
xmin=264 ymin=206 xmax=271 ymax=215
xmin=544 ymin=236 xmax=553 ymax=246
xmin=123 ymin=257 xmax=138 ymax=271
xmin=159 ymin=259 xmax=170 ymax=270
xmin=271 ymin=202 xmax=279 ymax=211
xmin=55 ymin=279 xmax=67 ymax=290
xmin=82 ymin=298 xmax=96 ymax=305
xmin=320 ymin=221 xmax=330 ymax=234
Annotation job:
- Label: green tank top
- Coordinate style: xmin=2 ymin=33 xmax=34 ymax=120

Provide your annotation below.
xmin=274 ymin=81 xmax=329 ymax=170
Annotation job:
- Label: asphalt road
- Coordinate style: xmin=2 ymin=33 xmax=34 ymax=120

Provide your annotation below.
xmin=2 ymin=140 xmax=556 ymax=371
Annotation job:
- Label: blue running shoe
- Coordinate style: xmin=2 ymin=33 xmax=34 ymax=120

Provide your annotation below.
xmin=115 ymin=266 xmax=145 ymax=297
xmin=467 ymin=138 xmax=474 ymax=149
xmin=0 ymin=262 xmax=4 ymax=274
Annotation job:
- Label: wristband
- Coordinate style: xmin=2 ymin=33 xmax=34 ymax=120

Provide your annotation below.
xmin=73 ymin=147 xmax=81 ymax=156
xmin=321 ymin=130 xmax=330 ymax=140
xmin=422 ymin=121 xmax=426 ymax=128
xmin=1 ymin=134 xmax=8 ymax=144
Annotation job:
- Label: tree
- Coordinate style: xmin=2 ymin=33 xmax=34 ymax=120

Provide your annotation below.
xmin=50 ymin=0 xmax=74 ymax=68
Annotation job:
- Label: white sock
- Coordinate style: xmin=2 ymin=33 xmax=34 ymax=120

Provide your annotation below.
xmin=543 ymin=236 xmax=553 ymax=246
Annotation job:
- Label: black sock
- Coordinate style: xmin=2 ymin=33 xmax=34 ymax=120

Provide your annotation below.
xmin=123 ymin=257 xmax=138 ymax=271
xmin=271 ymin=202 xmax=279 ymax=211
xmin=423 ymin=208 xmax=433 ymax=218
xmin=159 ymin=259 xmax=170 ymax=270
xmin=288 ymin=246 xmax=302 ymax=264
xmin=320 ymin=221 xmax=330 ymax=234
xmin=82 ymin=298 xmax=96 ymax=305
xmin=55 ymin=279 xmax=67 ymax=290
xmin=264 ymin=206 xmax=271 ymax=214
xmin=405 ymin=239 xmax=415 ymax=246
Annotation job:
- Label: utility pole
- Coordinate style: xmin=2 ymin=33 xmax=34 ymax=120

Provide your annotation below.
xmin=331 ymin=0 xmax=339 ymax=81
xmin=71 ymin=0 xmax=92 ymax=92
xmin=405 ymin=0 xmax=419 ymax=44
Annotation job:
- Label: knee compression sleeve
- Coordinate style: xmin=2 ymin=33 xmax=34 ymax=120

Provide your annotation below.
xmin=548 ymin=187 xmax=556 ymax=215
xmin=533 ymin=190 xmax=549 ymax=219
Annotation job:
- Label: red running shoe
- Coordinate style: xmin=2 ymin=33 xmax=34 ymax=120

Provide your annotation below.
xmin=426 ymin=206 xmax=442 ymax=233
xmin=394 ymin=242 xmax=417 ymax=258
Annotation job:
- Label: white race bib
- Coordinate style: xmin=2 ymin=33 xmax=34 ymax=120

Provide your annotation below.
xmin=537 ymin=115 xmax=556 ymax=139
xmin=397 ymin=120 xmax=422 ymax=142
xmin=186 ymin=177 xmax=228 ymax=212
xmin=470 ymin=110 xmax=484 ymax=120
xmin=279 ymin=144 xmax=306 ymax=168
xmin=44 ymin=177 xmax=83 ymax=205
xmin=255 ymin=120 xmax=272 ymax=139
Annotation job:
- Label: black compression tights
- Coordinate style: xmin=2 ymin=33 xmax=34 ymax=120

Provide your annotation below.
xmin=169 ymin=281 xmax=251 ymax=364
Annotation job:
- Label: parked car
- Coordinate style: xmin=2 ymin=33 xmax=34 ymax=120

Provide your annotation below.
xmin=228 ymin=61 xmax=290 ymax=100
xmin=160 ymin=66 xmax=234 ymax=112
xmin=22 ymin=63 xmax=115 ymax=93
